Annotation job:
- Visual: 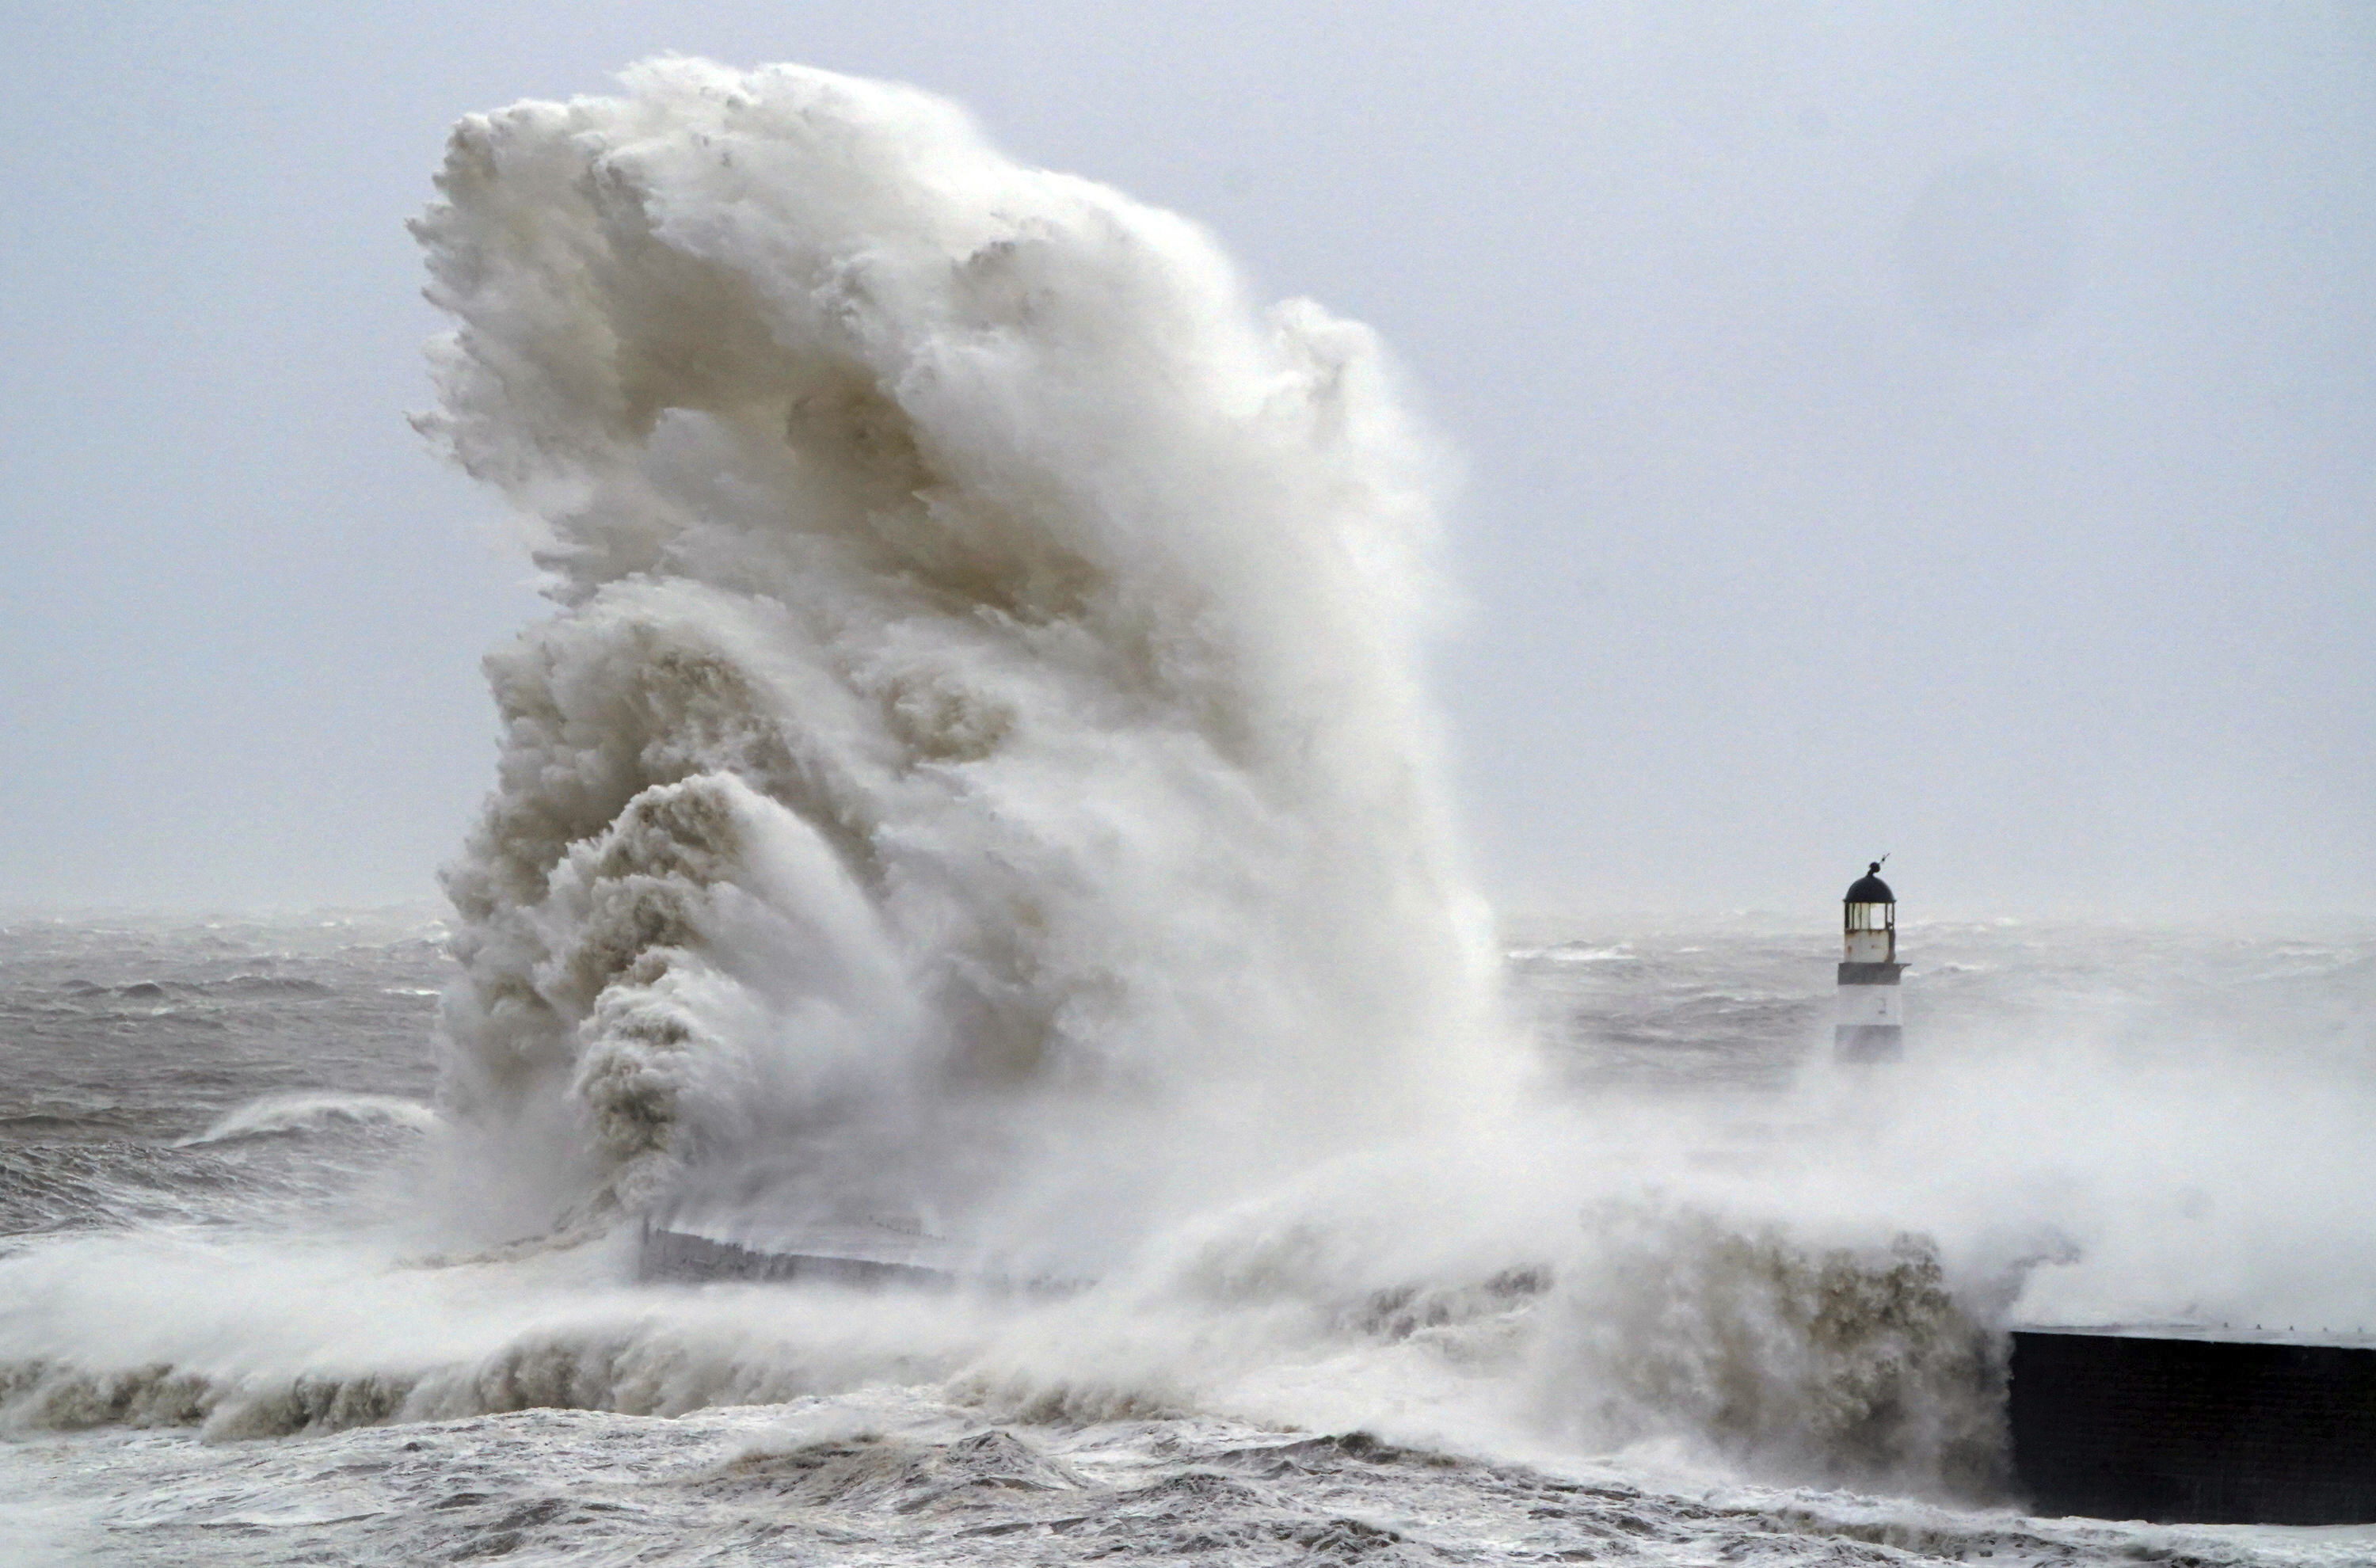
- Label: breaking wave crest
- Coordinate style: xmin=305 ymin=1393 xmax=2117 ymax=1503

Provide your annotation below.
xmin=176 ymin=1094 xmax=440 ymax=1147
xmin=1537 ymin=1202 xmax=2012 ymax=1497
xmin=0 ymin=1201 xmax=2015 ymax=1505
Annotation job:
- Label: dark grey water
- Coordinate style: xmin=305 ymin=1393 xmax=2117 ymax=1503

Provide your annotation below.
xmin=0 ymin=913 xmax=445 ymax=1241
xmin=3 ymin=911 xmax=2373 ymax=1566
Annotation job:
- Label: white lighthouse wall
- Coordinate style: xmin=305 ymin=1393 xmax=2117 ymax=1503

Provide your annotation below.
xmin=1836 ymin=984 xmax=1902 ymax=1027
xmin=1845 ymin=931 xmax=1894 ymax=962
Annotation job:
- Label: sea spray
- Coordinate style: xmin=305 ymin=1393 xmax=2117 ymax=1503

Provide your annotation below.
xmin=1536 ymin=1199 xmax=2011 ymax=1497
xmin=402 ymin=60 xmax=2033 ymax=1490
xmin=413 ymin=59 xmax=1506 ymax=1243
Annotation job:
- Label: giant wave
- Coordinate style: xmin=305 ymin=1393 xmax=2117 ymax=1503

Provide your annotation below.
xmin=414 ymin=59 xmax=1506 ymax=1260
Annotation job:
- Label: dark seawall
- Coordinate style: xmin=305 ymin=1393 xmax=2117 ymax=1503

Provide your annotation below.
xmin=2012 ymin=1329 xmax=2376 ymax=1524
xmin=637 ymin=1225 xmax=957 ymax=1289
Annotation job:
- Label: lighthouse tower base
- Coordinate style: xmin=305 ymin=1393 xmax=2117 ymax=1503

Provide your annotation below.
xmin=1834 ymin=955 xmax=1905 ymax=1062
xmin=1835 ymin=1023 xmax=1902 ymax=1061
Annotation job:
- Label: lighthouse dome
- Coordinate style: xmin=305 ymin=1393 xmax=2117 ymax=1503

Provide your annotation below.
xmin=1845 ymin=863 xmax=1894 ymax=904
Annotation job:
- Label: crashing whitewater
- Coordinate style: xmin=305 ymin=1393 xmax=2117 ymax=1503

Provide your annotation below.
xmin=417 ymin=58 xmax=1504 ymax=1255
xmin=406 ymin=58 xmax=2009 ymax=1490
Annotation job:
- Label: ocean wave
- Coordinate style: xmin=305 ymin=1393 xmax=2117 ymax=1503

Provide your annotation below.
xmin=1509 ymin=944 xmax=1639 ymax=965
xmin=4 ymin=1387 xmax=2322 ymax=1568
xmin=0 ymin=1269 xmax=996 ymax=1441
xmin=63 ymin=976 xmax=334 ymax=1002
xmin=175 ymin=1094 xmax=440 ymax=1147
xmin=0 ymin=1187 xmax=2015 ymax=1504
xmin=0 ymin=1143 xmax=303 ymax=1235
xmin=1534 ymin=1202 xmax=2011 ymax=1499
xmin=417 ymin=56 xmax=1504 ymax=1233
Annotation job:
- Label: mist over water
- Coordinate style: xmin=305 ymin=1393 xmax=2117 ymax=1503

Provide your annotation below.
xmin=3 ymin=59 xmax=2373 ymax=1568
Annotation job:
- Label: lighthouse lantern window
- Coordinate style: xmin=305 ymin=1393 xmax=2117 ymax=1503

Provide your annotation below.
xmin=1847 ymin=901 xmax=1894 ymax=933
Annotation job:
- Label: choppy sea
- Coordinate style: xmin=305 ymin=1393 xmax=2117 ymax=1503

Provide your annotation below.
xmin=3 ymin=910 xmax=2371 ymax=1566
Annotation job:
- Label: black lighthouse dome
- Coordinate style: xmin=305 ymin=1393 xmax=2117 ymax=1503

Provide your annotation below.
xmin=1845 ymin=862 xmax=1894 ymax=904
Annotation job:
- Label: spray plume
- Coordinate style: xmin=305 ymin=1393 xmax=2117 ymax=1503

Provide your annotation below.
xmin=412 ymin=59 xmax=1506 ymax=1250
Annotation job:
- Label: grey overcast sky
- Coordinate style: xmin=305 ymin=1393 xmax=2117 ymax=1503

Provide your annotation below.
xmin=1 ymin=2 xmax=2369 ymax=918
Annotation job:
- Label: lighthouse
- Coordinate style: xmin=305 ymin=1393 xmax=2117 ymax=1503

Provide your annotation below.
xmin=1835 ymin=861 xmax=1903 ymax=1060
